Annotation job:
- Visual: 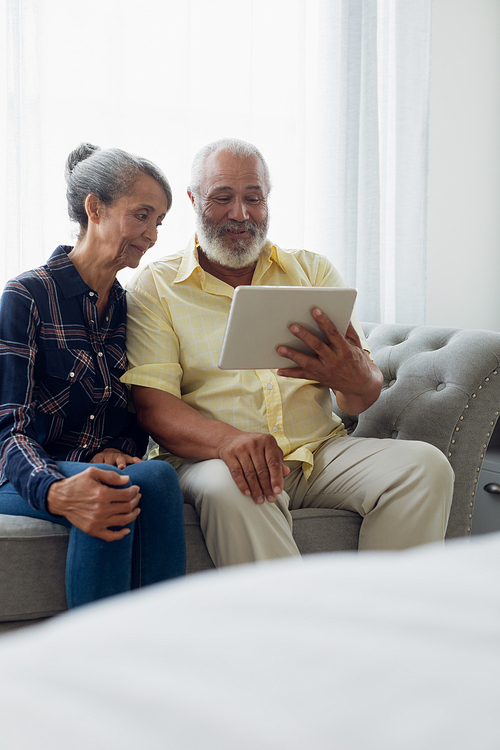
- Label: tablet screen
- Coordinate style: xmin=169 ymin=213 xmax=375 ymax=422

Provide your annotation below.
xmin=218 ymin=286 xmax=357 ymax=370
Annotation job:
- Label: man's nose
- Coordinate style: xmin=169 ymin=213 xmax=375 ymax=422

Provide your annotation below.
xmin=228 ymin=197 xmax=249 ymax=222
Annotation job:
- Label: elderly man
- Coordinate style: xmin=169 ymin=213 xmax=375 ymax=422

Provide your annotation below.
xmin=122 ymin=138 xmax=453 ymax=567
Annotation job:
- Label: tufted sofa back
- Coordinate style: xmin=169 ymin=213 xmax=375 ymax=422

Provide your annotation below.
xmin=333 ymin=323 xmax=500 ymax=539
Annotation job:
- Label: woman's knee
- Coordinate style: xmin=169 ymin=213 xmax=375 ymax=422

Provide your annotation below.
xmin=56 ymin=460 xmax=122 ymax=478
xmin=128 ymin=458 xmax=176 ymax=482
xmin=127 ymin=460 xmax=183 ymax=505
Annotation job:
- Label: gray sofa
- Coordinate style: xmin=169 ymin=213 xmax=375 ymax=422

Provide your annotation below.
xmin=2 ymin=322 xmax=500 ymax=633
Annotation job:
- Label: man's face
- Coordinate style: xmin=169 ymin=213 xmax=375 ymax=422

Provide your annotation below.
xmin=190 ymin=151 xmax=269 ymax=269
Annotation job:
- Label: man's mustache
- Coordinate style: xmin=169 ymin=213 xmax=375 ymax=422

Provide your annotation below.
xmin=216 ymin=221 xmax=258 ymax=237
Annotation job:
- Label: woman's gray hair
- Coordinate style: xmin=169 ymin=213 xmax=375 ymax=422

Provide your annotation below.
xmin=65 ymin=143 xmax=173 ymax=233
xmin=188 ymin=138 xmax=272 ymax=199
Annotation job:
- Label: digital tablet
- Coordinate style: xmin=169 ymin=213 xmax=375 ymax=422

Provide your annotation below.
xmin=218 ymin=286 xmax=357 ymax=370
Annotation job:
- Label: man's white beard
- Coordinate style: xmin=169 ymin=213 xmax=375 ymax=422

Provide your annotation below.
xmin=195 ymin=212 xmax=269 ymax=270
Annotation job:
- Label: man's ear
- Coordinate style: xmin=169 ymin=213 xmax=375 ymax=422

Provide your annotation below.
xmin=187 ymin=189 xmax=196 ymax=209
xmin=85 ymin=194 xmax=101 ymax=225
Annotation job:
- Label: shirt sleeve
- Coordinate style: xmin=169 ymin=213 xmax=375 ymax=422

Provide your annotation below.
xmin=0 ymin=282 xmax=64 ymax=511
xmin=121 ymin=273 xmax=183 ymax=398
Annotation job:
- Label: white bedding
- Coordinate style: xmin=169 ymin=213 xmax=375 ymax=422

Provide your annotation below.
xmin=1 ymin=534 xmax=500 ymax=749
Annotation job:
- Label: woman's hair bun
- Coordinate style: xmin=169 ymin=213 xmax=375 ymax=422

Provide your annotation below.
xmin=65 ymin=143 xmax=101 ymax=181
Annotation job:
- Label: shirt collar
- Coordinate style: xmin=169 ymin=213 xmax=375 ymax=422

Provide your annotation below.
xmin=256 ymin=240 xmax=288 ymax=274
xmin=174 ymin=236 xmax=202 ymax=283
xmin=47 ymin=245 xmax=125 ymax=301
xmin=174 ymin=235 xmax=287 ymax=285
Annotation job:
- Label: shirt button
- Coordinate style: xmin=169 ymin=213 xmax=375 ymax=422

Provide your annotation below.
xmin=82 ymin=444 xmax=88 ymax=449
xmin=98 ymin=352 xmax=104 ymax=357
xmin=89 ymin=292 xmax=95 ymax=297
xmin=89 ymin=414 xmax=95 ymax=420
xmin=267 ymin=383 xmax=273 ymax=390
xmin=69 ymin=371 xmax=75 ymax=378
xmin=272 ymin=426 xmax=278 ymax=433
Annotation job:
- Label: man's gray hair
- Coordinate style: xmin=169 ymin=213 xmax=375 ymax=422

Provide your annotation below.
xmin=188 ymin=138 xmax=272 ymax=198
xmin=65 ymin=143 xmax=173 ymax=233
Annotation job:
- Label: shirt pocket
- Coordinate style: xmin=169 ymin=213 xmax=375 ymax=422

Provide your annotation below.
xmin=105 ymin=344 xmax=128 ymax=408
xmin=106 ymin=344 xmax=127 ymax=375
xmin=37 ymin=349 xmax=95 ymax=415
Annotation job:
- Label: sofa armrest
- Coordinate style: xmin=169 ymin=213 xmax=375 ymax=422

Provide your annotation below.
xmin=333 ymin=323 xmax=500 ymax=539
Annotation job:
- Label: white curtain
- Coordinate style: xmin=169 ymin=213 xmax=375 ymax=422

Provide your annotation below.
xmin=305 ymin=0 xmax=432 ymax=324
xmin=1 ymin=0 xmax=431 ymax=324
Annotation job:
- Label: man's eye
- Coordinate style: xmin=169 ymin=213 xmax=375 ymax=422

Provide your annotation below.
xmin=137 ymin=213 xmax=148 ymax=221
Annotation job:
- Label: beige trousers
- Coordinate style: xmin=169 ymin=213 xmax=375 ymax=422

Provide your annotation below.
xmin=177 ymin=436 xmax=455 ymax=568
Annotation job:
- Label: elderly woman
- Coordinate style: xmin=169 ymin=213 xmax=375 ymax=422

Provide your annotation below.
xmin=0 ymin=143 xmax=186 ymax=608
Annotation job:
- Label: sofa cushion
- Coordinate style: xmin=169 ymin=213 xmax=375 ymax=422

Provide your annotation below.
xmin=0 ymin=515 xmax=68 ymax=622
xmin=1 ymin=505 xmax=361 ymax=625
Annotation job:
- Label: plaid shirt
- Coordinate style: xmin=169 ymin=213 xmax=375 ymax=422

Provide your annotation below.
xmin=0 ymin=246 xmax=147 ymax=512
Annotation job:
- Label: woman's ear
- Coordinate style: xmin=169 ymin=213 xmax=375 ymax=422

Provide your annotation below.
xmin=85 ymin=193 xmax=101 ymax=225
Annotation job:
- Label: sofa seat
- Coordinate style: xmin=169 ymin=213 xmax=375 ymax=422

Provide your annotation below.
xmin=0 ymin=506 xmax=362 ymax=631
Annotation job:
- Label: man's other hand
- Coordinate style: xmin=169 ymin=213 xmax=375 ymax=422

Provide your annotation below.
xmin=218 ymin=432 xmax=290 ymax=505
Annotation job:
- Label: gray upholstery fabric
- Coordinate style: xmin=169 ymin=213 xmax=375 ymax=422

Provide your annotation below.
xmin=0 ymin=516 xmax=68 ymax=627
xmin=1 ymin=322 xmax=500 ymax=631
xmin=342 ymin=324 xmax=500 ymax=539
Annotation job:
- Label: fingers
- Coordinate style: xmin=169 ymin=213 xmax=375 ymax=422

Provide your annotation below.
xmin=235 ymin=455 xmax=278 ymax=504
xmin=279 ymin=308 xmax=358 ymax=358
xmin=90 ymin=452 xmax=115 ymax=465
xmin=228 ymin=454 xmax=275 ymax=505
xmin=91 ymin=449 xmax=142 ymax=469
xmin=344 ymin=321 xmax=362 ymax=347
xmin=110 ymin=453 xmax=142 ymax=469
xmin=276 ymin=309 xmax=364 ymax=382
xmin=88 ymin=466 xmax=133 ymax=486
xmin=76 ymin=500 xmax=142 ymax=541
xmin=99 ymin=527 xmax=132 ymax=542
xmin=46 ymin=468 xmax=143 ymax=541
xmin=219 ymin=433 xmax=288 ymax=505
xmin=119 ymin=455 xmax=142 ymax=467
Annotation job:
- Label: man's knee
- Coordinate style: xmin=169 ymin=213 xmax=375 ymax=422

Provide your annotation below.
xmin=404 ymin=441 xmax=454 ymax=487
xmin=179 ymin=459 xmax=248 ymax=507
xmin=179 ymin=458 xmax=291 ymax=524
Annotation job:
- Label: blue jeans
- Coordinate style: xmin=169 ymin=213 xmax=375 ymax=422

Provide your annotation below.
xmin=0 ymin=460 xmax=186 ymax=608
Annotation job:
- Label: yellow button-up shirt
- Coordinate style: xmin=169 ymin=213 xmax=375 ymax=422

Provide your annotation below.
xmin=122 ymin=237 xmax=367 ymax=477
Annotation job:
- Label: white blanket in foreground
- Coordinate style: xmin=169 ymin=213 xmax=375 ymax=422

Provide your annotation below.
xmin=1 ymin=535 xmax=500 ymax=750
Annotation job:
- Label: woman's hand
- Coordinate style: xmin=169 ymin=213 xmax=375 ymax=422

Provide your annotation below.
xmin=91 ymin=447 xmax=142 ymax=470
xmin=46 ymin=467 xmax=142 ymax=541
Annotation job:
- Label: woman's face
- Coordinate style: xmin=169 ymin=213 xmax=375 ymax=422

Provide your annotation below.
xmin=96 ymin=173 xmax=169 ymax=271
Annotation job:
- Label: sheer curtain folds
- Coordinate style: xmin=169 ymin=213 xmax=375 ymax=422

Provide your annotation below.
xmin=1 ymin=0 xmax=431 ymax=324
xmin=310 ymin=0 xmax=432 ymax=323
